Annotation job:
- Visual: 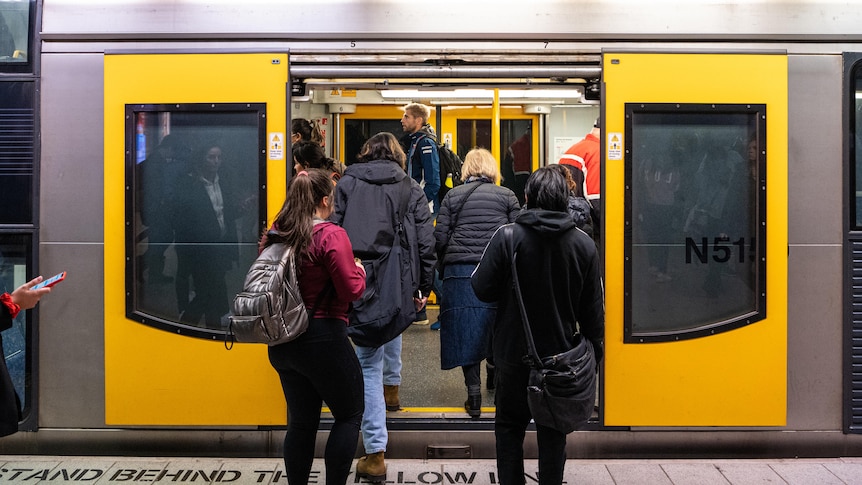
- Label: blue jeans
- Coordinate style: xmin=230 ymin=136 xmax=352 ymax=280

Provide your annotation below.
xmin=356 ymin=335 xmax=402 ymax=454
xmin=268 ymin=318 xmax=364 ymax=485
xmin=382 ymin=334 xmax=402 ymax=387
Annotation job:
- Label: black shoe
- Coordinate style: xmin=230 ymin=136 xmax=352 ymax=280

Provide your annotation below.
xmin=465 ymin=395 xmax=481 ymax=419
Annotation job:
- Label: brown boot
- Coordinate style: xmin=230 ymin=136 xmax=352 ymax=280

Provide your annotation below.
xmin=356 ymin=451 xmax=386 ymax=483
xmin=383 ymin=384 xmax=401 ymax=411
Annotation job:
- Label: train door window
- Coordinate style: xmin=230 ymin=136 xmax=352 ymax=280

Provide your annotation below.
xmin=625 ymin=103 xmax=766 ymax=342
xmin=853 ymin=71 xmax=862 ymax=228
xmin=0 ymin=234 xmax=33 ymax=423
xmin=456 ymin=119 xmax=533 ymax=202
xmin=0 ymin=82 xmax=35 ymax=223
xmin=343 ymin=119 xmax=404 ymax=165
xmin=0 ymin=0 xmax=34 ymax=73
xmin=125 ymin=104 xmax=266 ymax=338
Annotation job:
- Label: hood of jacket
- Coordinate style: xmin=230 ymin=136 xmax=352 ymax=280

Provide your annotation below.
xmin=344 ymin=159 xmax=410 ymax=185
xmin=515 ymin=208 xmax=576 ymax=235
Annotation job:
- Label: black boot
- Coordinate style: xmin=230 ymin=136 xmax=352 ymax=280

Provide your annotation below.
xmin=465 ymin=393 xmax=481 ymax=419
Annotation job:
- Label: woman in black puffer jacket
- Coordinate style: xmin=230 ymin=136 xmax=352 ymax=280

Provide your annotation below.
xmin=434 ymin=148 xmax=520 ymax=418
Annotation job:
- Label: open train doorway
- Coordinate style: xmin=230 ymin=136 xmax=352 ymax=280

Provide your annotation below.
xmin=287 ymin=57 xmax=601 ymax=424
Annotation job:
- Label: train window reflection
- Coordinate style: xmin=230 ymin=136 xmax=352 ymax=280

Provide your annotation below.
xmin=0 ymin=1 xmax=34 ymax=72
xmin=625 ymin=103 xmax=766 ymax=342
xmin=853 ymin=75 xmax=862 ymax=227
xmin=125 ymin=104 xmax=266 ymax=338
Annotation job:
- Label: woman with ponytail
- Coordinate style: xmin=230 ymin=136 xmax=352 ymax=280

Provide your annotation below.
xmin=264 ymin=168 xmax=367 ymax=485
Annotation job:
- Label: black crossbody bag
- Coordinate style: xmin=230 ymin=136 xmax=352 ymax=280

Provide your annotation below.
xmin=510 ymin=241 xmax=596 ymax=434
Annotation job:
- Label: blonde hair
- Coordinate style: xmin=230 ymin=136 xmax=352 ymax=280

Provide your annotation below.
xmin=461 ymin=148 xmax=501 ymax=184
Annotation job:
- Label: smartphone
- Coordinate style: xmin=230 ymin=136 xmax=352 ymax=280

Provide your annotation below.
xmin=414 ymin=289 xmax=424 ymax=300
xmin=32 ymin=271 xmax=66 ymax=289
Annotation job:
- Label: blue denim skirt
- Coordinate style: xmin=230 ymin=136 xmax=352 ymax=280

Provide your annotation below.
xmin=439 ymin=263 xmax=496 ymax=369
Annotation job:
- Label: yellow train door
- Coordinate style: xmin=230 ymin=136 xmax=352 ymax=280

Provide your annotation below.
xmin=602 ymin=52 xmax=788 ymax=426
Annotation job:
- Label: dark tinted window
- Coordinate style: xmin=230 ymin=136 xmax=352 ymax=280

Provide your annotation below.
xmin=126 ymin=105 xmax=266 ymax=339
xmin=626 ymin=104 xmax=766 ymax=342
xmin=0 ymin=82 xmax=34 ymax=224
xmin=343 ymin=119 xmax=404 ymax=165
xmin=853 ymin=70 xmax=862 ymax=228
xmin=0 ymin=1 xmax=34 ymax=73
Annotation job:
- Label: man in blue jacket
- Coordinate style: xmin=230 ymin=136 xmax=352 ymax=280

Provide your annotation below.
xmin=401 ymin=103 xmax=443 ymax=329
xmin=401 ymin=103 xmax=441 ymax=215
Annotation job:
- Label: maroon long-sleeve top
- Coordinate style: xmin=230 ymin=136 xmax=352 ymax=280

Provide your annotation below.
xmin=298 ymin=221 xmax=366 ymax=323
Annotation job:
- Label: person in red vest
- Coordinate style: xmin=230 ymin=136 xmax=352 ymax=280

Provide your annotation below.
xmin=558 ymin=117 xmax=601 ymax=243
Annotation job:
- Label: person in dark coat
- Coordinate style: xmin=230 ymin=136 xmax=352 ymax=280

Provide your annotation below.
xmin=331 ymin=132 xmax=436 ymax=483
xmin=434 ymin=148 xmax=520 ymax=418
xmin=0 ymin=276 xmax=50 ymax=437
xmin=170 ymin=143 xmax=240 ymax=328
xmin=471 ymin=166 xmax=604 ymax=485
xmin=264 ymin=169 xmax=367 ymax=485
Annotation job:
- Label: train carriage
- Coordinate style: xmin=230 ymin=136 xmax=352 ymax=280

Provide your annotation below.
xmin=0 ymin=0 xmax=859 ymax=458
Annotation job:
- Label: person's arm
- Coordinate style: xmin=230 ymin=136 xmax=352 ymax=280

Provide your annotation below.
xmin=418 ymin=139 xmax=441 ymax=211
xmin=507 ymin=191 xmax=521 ymax=221
xmin=577 ymin=247 xmax=605 ymax=364
xmin=433 ymin=193 xmax=452 ymax=260
xmin=1 ymin=277 xmax=51 ymax=331
xmin=412 ymin=183 xmax=437 ymax=294
xmin=331 ymin=176 xmax=351 ymax=226
xmin=321 ymin=228 xmax=366 ymax=302
xmin=471 ymin=225 xmax=511 ymax=303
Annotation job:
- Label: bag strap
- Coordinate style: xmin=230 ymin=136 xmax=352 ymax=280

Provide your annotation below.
xmin=393 ymin=176 xmax=412 ymax=243
xmin=511 ymin=250 xmax=543 ymax=369
xmin=508 ymin=226 xmax=582 ymax=368
xmin=407 ymin=134 xmax=426 ymax=165
xmin=503 ymin=225 xmax=542 ymax=367
xmin=446 ymin=180 xmax=483 ymax=237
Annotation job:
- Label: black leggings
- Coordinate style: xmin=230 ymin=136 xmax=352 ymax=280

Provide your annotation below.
xmin=268 ymin=318 xmax=364 ymax=485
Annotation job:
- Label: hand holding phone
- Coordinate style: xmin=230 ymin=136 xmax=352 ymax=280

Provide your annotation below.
xmin=32 ymin=271 xmax=66 ymax=290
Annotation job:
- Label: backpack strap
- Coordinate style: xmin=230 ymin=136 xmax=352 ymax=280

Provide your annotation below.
xmin=407 ymin=133 xmax=432 ymax=166
xmin=395 ymin=176 xmax=412 ymax=234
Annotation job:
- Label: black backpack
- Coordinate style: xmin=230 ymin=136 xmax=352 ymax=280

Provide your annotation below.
xmin=410 ymin=134 xmax=464 ymax=200
xmin=340 ymin=177 xmax=417 ymax=347
xmin=437 ymin=143 xmax=464 ymax=199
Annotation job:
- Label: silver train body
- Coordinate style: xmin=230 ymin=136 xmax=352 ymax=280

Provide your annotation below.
xmin=1 ymin=0 xmax=861 ymax=458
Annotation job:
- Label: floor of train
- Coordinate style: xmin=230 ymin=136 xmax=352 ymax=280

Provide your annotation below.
xmin=387 ymin=306 xmax=497 ymax=417
xmin=1 ymin=456 xmax=860 ymax=484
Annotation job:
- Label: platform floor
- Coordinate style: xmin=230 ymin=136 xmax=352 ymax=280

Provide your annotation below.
xmin=0 ymin=455 xmax=861 ymax=484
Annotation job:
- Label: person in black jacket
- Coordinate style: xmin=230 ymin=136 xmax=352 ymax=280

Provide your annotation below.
xmin=0 ymin=276 xmax=50 ymax=437
xmin=471 ymin=166 xmax=604 ymax=485
xmin=332 ymin=132 xmax=436 ymax=483
xmin=434 ymin=148 xmax=520 ymax=418
xmin=170 ymin=143 xmax=241 ymax=328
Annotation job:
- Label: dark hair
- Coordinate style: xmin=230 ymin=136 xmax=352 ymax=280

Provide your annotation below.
xmin=548 ymin=163 xmax=585 ymax=198
xmin=291 ymin=118 xmax=324 ymax=144
xmin=293 ymin=141 xmax=338 ymax=173
xmin=525 ymin=166 xmax=569 ymax=212
xmin=357 ymin=132 xmax=406 ymax=169
xmin=270 ymin=169 xmax=334 ymax=255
